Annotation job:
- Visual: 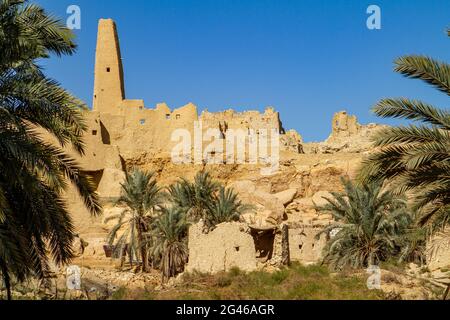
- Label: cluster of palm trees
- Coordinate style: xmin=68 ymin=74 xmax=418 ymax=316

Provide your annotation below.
xmin=106 ymin=170 xmax=251 ymax=281
xmin=0 ymin=1 xmax=101 ymax=300
xmin=318 ymin=28 xmax=450 ymax=270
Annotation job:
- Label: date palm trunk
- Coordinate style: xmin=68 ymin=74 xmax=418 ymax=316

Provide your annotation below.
xmin=137 ymin=221 xmax=148 ymax=273
xmin=1 ymin=263 xmax=12 ymax=301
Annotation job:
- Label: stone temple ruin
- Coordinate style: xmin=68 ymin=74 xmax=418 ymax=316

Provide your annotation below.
xmin=62 ymin=19 xmax=450 ymax=275
xmin=62 ymin=18 xmax=330 ymax=273
xmin=72 ymin=19 xmax=302 ymax=199
xmin=186 ymin=222 xmax=290 ymax=273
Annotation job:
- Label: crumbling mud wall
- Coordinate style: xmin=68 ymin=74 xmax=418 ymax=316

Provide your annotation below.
xmin=288 ymin=225 xmax=327 ymax=265
xmin=67 ymin=18 xmax=302 ymax=205
xmin=87 ymin=19 xmax=301 ymax=161
xmin=271 ymin=224 xmax=290 ymax=267
xmin=303 ymin=110 xmax=386 ymax=154
xmin=186 ymin=222 xmax=258 ymax=273
xmin=329 ymin=111 xmax=361 ymax=140
xmin=186 ymin=221 xmax=291 ymax=274
xmin=200 ymin=107 xmax=283 ymax=136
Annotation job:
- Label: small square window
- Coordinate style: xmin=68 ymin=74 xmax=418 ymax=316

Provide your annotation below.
xmin=106 ymin=67 xmax=111 ymax=72
xmin=140 ymin=119 xmax=146 ymax=125
xmin=166 ymin=114 xmax=171 ymax=120
xmin=92 ymin=130 xmax=97 ymax=136
xmin=176 ymin=114 xmax=181 ymax=120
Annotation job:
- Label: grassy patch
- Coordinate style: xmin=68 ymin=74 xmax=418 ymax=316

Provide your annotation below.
xmin=111 ymin=287 xmax=128 ymax=300
xmin=114 ymin=263 xmax=383 ymax=300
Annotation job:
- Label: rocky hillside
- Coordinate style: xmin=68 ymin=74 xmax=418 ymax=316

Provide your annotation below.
xmin=74 ymin=111 xmax=380 ymax=267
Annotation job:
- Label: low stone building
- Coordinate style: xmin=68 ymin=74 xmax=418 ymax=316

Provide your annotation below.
xmin=186 ymin=222 xmax=290 ymax=274
xmin=186 ymin=222 xmax=258 ymax=273
xmin=288 ymin=225 xmax=328 ymax=265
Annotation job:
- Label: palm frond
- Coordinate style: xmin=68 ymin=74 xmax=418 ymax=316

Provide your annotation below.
xmin=0 ymin=0 xmax=96 ymax=297
xmin=372 ymin=125 xmax=450 ymax=147
xmin=394 ymin=56 xmax=450 ymax=96
xmin=372 ymin=98 xmax=450 ymax=129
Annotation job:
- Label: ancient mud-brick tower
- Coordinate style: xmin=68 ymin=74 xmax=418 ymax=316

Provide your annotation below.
xmin=93 ymin=19 xmax=125 ymax=115
xmin=86 ymin=18 xmax=288 ymax=162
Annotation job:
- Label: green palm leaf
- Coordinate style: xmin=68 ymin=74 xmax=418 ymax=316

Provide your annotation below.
xmin=373 ymin=98 xmax=450 ymax=129
xmin=360 ymin=29 xmax=450 ymax=230
xmin=394 ymin=56 xmax=450 ymax=96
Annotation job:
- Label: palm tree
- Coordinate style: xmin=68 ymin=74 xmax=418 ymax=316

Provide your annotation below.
xmin=150 ymin=206 xmax=189 ymax=282
xmin=359 ymin=29 xmax=450 ymax=230
xmin=0 ymin=0 xmax=101 ymax=299
xmin=316 ymin=178 xmax=413 ymax=270
xmin=204 ymin=187 xmax=253 ymax=231
xmin=106 ymin=169 xmax=164 ymax=272
xmin=396 ymin=225 xmax=427 ymax=265
xmin=168 ymin=171 xmax=219 ymax=222
xmin=168 ymin=171 xmax=252 ymax=231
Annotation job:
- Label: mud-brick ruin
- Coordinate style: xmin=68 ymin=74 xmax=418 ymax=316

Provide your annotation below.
xmin=63 ymin=19 xmax=450 ymax=275
xmin=73 ymin=19 xmax=299 ymax=197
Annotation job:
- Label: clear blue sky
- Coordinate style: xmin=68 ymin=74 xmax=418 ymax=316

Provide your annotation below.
xmin=35 ymin=0 xmax=450 ymax=141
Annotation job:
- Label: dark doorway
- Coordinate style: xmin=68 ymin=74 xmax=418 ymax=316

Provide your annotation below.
xmin=251 ymin=228 xmax=275 ymax=263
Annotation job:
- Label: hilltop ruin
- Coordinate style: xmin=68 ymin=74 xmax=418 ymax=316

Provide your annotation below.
xmin=74 ymin=19 xmax=302 ymax=199
xmin=61 ymin=19 xmax=449 ymax=277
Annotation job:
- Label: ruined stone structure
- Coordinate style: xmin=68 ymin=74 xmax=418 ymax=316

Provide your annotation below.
xmin=93 ymin=19 xmax=125 ymax=114
xmin=66 ymin=19 xmax=395 ymax=275
xmin=186 ymin=222 xmax=258 ymax=273
xmin=186 ymin=221 xmax=290 ymax=273
xmin=288 ymin=226 xmax=327 ymax=265
xmin=15 ymin=18 xmax=449 ymax=295
xmin=63 ymin=19 xmax=305 ymax=268
xmin=78 ymin=19 xmax=301 ymax=198
xmin=302 ymin=110 xmax=386 ymax=154
xmin=329 ymin=111 xmax=361 ymax=140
